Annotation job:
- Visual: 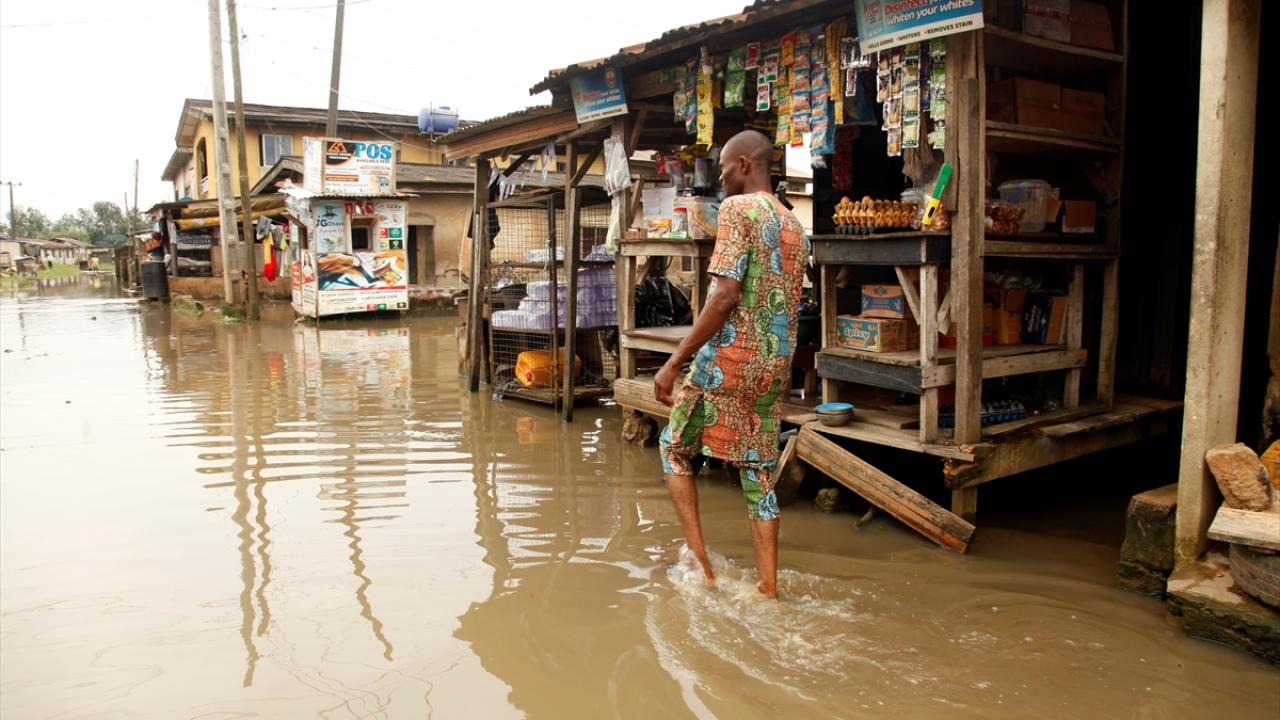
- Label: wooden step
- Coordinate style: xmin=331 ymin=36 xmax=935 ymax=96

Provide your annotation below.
xmin=796 ymin=427 xmax=975 ymax=552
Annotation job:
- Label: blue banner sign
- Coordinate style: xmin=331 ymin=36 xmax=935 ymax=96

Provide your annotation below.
xmin=855 ymin=0 xmax=984 ymax=53
xmin=569 ymin=66 xmax=629 ymax=123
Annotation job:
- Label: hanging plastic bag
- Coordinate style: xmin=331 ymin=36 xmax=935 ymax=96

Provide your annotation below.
xmin=635 ymin=276 xmax=693 ymax=328
xmin=602 ymin=137 xmax=632 ymax=196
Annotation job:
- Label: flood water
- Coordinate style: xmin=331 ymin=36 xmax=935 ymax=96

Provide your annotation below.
xmin=1 ymin=276 xmax=1277 ymax=719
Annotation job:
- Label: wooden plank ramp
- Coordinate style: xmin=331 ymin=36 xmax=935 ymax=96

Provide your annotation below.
xmin=796 ymin=426 xmax=975 ymax=552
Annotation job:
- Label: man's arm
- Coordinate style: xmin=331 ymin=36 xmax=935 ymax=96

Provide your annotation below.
xmin=654 ymin=276 xmax=742 ymax=406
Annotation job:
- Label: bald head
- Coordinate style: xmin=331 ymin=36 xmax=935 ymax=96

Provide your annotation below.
xmin=719 ymin=130 xmax=774 ymax=197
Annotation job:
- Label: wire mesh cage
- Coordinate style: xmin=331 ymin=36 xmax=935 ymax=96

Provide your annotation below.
xmin=486 ymin=189 xmax=618 ymax=406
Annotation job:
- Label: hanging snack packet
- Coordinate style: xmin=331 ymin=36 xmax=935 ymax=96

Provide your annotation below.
xmin=725 ymin=46 xmax=747 ymax=108
xmin=840 ymin=36 xmax=859 ymax=68
xmin=746 ymin=42 xmax=761 ymax=69
xmin=902 ymin=117 xmax=920 ymax=149
xmin=887 ymin=127 xmax=903 ymax=157
xmin=696 ymin=62 xmax=715 ymax=146
xmin=846 ymin=67 xmax=859 ymax=97
xmin=903 ymin=87 xmax=920 ymax=117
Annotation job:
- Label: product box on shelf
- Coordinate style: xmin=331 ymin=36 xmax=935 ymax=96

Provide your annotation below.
xmin=860 ymin=284 xmax=908 ymax=319
xmin=835 ymin=314 xmax=919 ymax=353
xmin=987 ymin=78 xmax=1063 ymax=131
xmin=1070 ymin=0 xmax=1115 ymax=50
xmin=993 ymin=289 xmax=1028 ymax=344
xmin=1061 ymin=200 xmax=1098 ymax=234
xmin=1023 ymin=293 xmax=1068 ymax=345
xmin=1024 ymin=0 xmax=1071 ymax=43
xmin=1062 ymin=88 xmax=1106 ymax=136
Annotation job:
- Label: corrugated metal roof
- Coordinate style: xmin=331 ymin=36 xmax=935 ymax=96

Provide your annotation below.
xmin=437 ymin=105 xmax=567 ymax=146
xmin=529 ymin=0 xmax=843 ymax=94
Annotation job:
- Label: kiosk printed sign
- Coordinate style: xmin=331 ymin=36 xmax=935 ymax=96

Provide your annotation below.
xmin=302 ymin=137 xmax=397 ymax=195
xmin=314 ymin=202 xmax=346 ymax=254
xmin=855 ymin=0 xmax=984 ymax=53
xmin=569 ymin=66 xmax=629 ymax=123
xmin=373 ymin=200 xmax=406 ymax=250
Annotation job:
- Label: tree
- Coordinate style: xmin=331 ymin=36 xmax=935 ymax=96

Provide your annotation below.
xmin=0 ymin=207 xmax=52 ymax=238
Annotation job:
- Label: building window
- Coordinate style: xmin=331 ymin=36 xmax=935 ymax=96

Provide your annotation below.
xmin=260 ymin=134 xmax=293 ymax=168
xmin=196 ymin=138 xmax=209 ymax=181
xmin=351 ymin=226 xmax=370 ymax=251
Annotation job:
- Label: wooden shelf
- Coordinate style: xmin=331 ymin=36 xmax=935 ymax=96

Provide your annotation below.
xmin=817 ymin=344 xmax=1088 ymax=394
xmin=811 ymin=232 xmax=951 ymax=266
xmin=620 ymin=324 xmax=692 ymax=353
xmin=983 ymin=26 xmax=1123 ymax=77
xmin=612 ymin=375 xmax=818 ymax=425
xmin=986 ymin=121 xmax=1121 ymax=156
xmin=619 ymin=239 xmax=715 ymax=257
xmin=983 ymin=238 xmax=1118 ymax=259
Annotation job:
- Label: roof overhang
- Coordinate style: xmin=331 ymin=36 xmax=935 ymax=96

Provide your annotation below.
xmin=162 ymin=147 xmax=194 ymax=181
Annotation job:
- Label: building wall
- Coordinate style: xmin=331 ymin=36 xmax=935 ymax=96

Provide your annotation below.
xmin=408 ymin=192 xmax=473 ymax=286
xmin=180 ymin=119 xmax=447 ymax=200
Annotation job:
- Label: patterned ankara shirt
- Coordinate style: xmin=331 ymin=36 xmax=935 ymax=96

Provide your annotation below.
xmin=670 ymin=191 xmax=809 ymax=467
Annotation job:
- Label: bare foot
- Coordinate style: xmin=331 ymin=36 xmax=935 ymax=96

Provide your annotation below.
xmin=756 ymin=580 xmax=778 ymax=600
xmin=699 ymin=558 xmax=716 ymax=586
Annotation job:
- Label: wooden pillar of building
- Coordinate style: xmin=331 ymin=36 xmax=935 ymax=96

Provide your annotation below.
xmin=467 ymin=157 xmax=491 ymax=393
xmin=1175 ymin=0 xmax=1260 ymax=565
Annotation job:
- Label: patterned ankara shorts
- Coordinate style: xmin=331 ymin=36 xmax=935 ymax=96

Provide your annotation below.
xmin=658 ymin=393 xmax=781 ymax=522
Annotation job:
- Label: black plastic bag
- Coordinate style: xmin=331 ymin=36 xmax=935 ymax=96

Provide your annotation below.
xmin=635 ymin=276 xmax=693 ymax=328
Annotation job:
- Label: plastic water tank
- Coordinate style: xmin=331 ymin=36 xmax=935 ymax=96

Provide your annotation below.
xmin=418 ymin=106 xmax=459 ymax=134
xmin=141 ymin=260 xmax=169 ymax=300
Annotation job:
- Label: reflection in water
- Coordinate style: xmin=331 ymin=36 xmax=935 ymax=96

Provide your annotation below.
xmin=1 ymin=278 xmax=1278 ymax=720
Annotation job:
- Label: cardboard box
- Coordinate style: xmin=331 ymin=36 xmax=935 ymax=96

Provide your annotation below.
xmin=1070 ymin=0 xmax=1115 ymax=50
xmin=994 ymin=309 xmax=1023 ymax=344
xmin=1023 ymin=293 xmax=1068 ymax=345
xmin=987 ymin=77 xmax=1062 ymax=131
xmin=1044 ymin=187 xmax=1063 ymax=225
xmin=1024 ymin=0 xmax=1071 ymax=43
xmin=1062 ymin=88 xmax=1106 ymax=136
xmin=1062 ymin=200 xmax=1098 ymax=233
xmin=861 ymin=284 xmax=908 ymax=319
xmin=836 ymin=314 xmax=918 ymax=353
xmin=940 ymin=303 xmax=996 ymax=348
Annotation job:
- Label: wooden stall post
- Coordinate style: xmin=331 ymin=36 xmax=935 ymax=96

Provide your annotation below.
xmin=467 ymin=157 xmax=491 ymax=392
xmin=1175 ymin=0 xmax=1260 ymax=565
xmin=820 ymin=263 xmax=839 ymax=403
xmin=547 ymin=194 xmax=560 ymax=403
xmin=612 ymin=115 xmax=638 ymax=380
xmin=919 ymin=264 xmax=940 ymax=442
xmin=948 ymin=31 xmax=985 ymax=445
xmin=1064 ymin=263 xmax=1085 ymax=408
xmin=562 ymin=143 xmax=580 ymax=421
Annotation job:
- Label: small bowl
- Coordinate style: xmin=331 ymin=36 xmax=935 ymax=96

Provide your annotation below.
xmin=818 ymin=412 xmax=851 ymax=427
xmin=815 ymin=402 xmax=855 ymax=414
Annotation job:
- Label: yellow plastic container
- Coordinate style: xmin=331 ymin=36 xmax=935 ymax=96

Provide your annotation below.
xmin=515 ymin=349 xmax=581 ymax=388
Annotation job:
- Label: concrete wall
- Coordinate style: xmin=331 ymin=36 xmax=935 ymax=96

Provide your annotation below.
xmin=170 ymin=274 xmax=292 ymax=301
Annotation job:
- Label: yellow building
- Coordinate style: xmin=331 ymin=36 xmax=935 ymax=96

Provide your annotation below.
xmin=161 ymin=99 xmax=453 ymax=201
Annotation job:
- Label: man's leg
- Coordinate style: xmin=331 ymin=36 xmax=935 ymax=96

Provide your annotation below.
xmin=749 ymin=517 xmax=779 ymax=599
xmin=665 ymin=473 xmax=715 ymax=583
xmin=740 ymin=466 xmax=780 ymax=599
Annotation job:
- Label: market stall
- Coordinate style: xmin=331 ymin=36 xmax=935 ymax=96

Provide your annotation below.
xmin=449 ymin=0 xmax=1184 ymax=545
xmin=282 ymin=138 xmax=412 ymax=318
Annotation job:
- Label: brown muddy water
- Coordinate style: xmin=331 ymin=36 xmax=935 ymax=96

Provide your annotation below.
xmin=1 ymin=277 xmax=1277 ymax=719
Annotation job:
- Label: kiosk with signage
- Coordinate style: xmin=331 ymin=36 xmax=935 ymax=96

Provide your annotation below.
xmin=285 ymin=138 xmax=412 ymax=318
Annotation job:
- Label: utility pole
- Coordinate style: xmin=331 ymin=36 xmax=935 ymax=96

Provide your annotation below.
xmin=226 ymin=0 xmax=260 ymax=317
xmin=325 ymin=0 xmax=346 ymax=137
xmin=124 ymin=192 xmax=132 ymax=238
xmin=1 ymin=181 xmax=20 ymax=237
xmin=133 ymin=159 xmax=140 ymax=225
xmin=206 ymin=0 xmax=241 ymax=307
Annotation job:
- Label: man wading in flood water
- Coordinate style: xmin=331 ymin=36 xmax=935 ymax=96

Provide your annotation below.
xmin=654 ymin=130 xmax=809 ymax=599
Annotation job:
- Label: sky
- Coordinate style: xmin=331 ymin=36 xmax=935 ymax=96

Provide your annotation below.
xmin=0 ymin=0 xmax=749 ymax=221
